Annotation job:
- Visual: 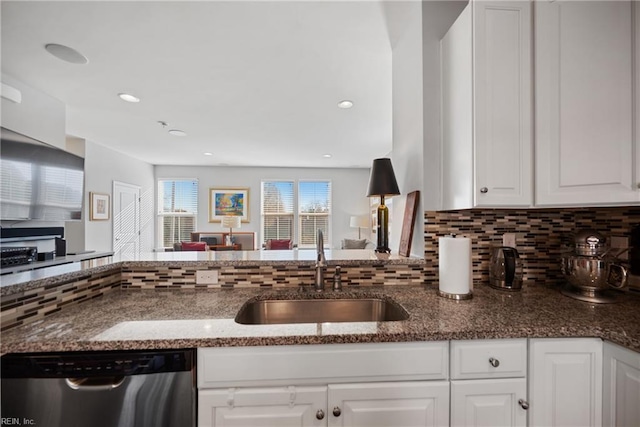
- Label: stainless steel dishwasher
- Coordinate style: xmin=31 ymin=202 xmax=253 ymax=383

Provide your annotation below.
xmin=1 ymin=349 xmax=195 ymax=427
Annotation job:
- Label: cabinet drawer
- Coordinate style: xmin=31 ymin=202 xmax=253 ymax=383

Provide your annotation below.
xmin=198 ymin=341 xmax=448 ymax=388
xmin=451 ymin=339 xmax=527 ymax=379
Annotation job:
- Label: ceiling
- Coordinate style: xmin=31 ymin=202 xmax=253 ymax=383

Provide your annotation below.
xmin=1 ymin=1 xmax=393 ymax=168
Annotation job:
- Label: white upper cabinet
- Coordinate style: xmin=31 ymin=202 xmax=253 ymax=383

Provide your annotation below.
xmin=441 ymin=0 xmax=533 ymax=209
xmin=535 ymin=0 xmax=640 ymax=206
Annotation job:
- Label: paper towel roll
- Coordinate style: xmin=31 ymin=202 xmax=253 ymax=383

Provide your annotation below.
xmin=438 ymin=235 xmax=472 ymax=296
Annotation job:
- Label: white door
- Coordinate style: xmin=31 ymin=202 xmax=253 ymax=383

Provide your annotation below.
xmin=473 ymin=0 xmax=533 ymax=207
xmin=451 ymin=378 xmax=527 ymax=427
xmin=535 ymin=0 xmax=639 ymax=206
xmin=113 ymin=181 xmax=140 ymax=259
xmin=198 ymin=387 xmax=327 ymax=427
xmin=327 ymin=381 xmax=449 ymax=427
xmin=603 ymin=341 xmax=640 ymax=427
xmin=529 ymin=338 xmax=603 ymax=427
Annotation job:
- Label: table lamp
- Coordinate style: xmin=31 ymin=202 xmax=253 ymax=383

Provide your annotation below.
xmin=221 ymin=216 xmax=241 ymax=245
xmin=350 ymin=215 xmax=370 ymax=239
xmin=366 ymin=158 xmax=400 ymax=253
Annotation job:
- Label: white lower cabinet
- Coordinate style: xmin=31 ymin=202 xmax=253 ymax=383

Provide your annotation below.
xmin=603 ymin=341 xmax=640 ymax=427
xmin=197 ymin=338 xmax=640 ymax=427
xmin=198 ymin=386 xmax=327 ymax=427
xmin=529 ymin=338 xmax=603 ymax=427
xmin=197 ymin=342 xmax=450 ymax=427
xmin=451 ymin=378 xmax=527 ymax=427
xmin=328 ymin=381 xmax=449 ymax=427
xmin=450 ymin=339 xmax=528 ymax=427
xmin=198 ymin=381 xmax=449 ymax=427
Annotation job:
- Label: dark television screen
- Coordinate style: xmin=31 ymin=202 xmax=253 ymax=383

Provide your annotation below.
xmin=1 ymin=127 xmax=84 ymax=221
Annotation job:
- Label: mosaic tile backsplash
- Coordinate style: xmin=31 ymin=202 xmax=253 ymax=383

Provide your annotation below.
xmin=424 ymin=207 xmax=640 ymax=286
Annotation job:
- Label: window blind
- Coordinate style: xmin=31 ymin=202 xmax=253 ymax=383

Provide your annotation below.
xmin=261 ymin=181 xmax=294 ymax=244
xmin=298 ymin=180 xmax=331 ymax=248
xmin=158 ymin=179 xmax=198 ymax=247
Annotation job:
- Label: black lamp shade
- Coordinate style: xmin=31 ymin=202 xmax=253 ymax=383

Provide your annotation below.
xmin=367 ymin=158 xmax=400 ymax=197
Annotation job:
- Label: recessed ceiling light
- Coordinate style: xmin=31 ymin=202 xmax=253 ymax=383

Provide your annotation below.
xmin=204 ymin=152 xmax=213 ymax=156
xmin=323 ymin=154 xmax=332 ymax=158
xmin=44 ymin=43 xmax=89 ymax=64
xmin=118 ymin=93 xmax=140 ymax=103
xmin=168 ymin=129 xmax=187 ymax=137
xmin=337 ymin=100 xmax=354 ymax=109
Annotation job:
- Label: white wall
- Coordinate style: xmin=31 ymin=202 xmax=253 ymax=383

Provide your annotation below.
xmin=383 ymin=1 xmax=424 ymax=257
xmin=68 ymin=140 xmax=155 ymax=253
xmin=155 ymin=165 xmax=371 ymax=249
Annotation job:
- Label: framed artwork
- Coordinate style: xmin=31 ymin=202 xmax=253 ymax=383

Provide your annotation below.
xmin=209 ymin=187 xmax=249 ymax=222
xmin=399 ymin=190 xmax=420 ymax=257
xmin=90 ymin=192 xmax=110 ymax=221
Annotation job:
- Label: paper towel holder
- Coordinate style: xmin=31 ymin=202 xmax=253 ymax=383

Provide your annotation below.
xmin=437 ymin=234 xmax=473 ymax=300
xmin=437 ymin=289 xmax=473 ymax=300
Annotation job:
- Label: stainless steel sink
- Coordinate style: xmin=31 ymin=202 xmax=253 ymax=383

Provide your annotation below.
xmin=235 ymin=297 xmax=409 ymax=325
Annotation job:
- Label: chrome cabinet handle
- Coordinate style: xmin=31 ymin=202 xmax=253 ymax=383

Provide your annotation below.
xmin=333 ymin=407 xmax=342 ymax=417
xmin=489 ymin=357 xmax=500 ymax=367
xmin=480 ymin=187 xmax=488 ymax=193
xmin=316 ymin=409 xmax=325 ymax=420
xmin=518 ymin=399 xmax=530 ymax=410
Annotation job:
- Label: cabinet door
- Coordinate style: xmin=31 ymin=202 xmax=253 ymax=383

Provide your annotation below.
xmin=535 ymin=0 xmax=639 ymax=206
xmin=603 ymin=341 xmax=640 ymax=427
xmin=474 ymin=0 xmax=533 ymax=207
xmin=198 ymin=386 xmax=327 ymax=427
xmin=451 ymin=378 xmax=527 ymax=427
xmin=327 ymin=381 xmax=449 ymax=427
xmin=529 ymin=338 xmax=603 ymax=427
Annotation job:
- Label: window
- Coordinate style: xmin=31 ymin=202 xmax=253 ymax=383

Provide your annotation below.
xmin=158 ymin=179 xmax=198 ymax=248
xmin=298 ymin=180 xmax=331 ymax=248
xmin=261 ymin=181 xmax=294 ymax=244
xmin=261 ymin=180 xmax=331 ymax=248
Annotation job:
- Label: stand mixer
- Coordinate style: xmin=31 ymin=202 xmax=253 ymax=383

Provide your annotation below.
xmin=561 ymin=229 xmax=628 ymax=303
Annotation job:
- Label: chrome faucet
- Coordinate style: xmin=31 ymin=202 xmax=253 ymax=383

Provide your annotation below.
xmin=314 ymin=229 xmax=327 ymax=292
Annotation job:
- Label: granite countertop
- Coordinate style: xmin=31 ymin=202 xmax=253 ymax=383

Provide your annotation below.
xmin=2 ymin=284 xmax=640 ymax=355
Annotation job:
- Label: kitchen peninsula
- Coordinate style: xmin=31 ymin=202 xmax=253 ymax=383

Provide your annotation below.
xmin=2 ymin=250 xmax=640 ymax=427
xmin=1 ymin=250 xmax=639 ymax=355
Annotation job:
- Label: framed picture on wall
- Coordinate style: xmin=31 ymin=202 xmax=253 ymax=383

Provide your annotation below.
xmin=399 ymin=190 xmax=420 ymax=257
xmin=90 ymin=192 xmax=110 ymax=221
xmin=209 ymin=187 xmax=249 ymax=222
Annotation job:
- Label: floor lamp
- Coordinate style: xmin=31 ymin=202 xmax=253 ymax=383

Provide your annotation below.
xmin=350 ymin=215 xmax=369 ymax=239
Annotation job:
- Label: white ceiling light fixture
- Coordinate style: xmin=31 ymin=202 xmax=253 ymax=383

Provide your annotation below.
xmin=337 ymin=100 xmax=354 ymax=109
xmin=118 ymin=93 xmax=140 ymax=103
xmin=168 ymin=129 xmax=187 ymax=137
xmin=44 ymin=43 xmax=89 ymax=64
xmin=323 ymin=154 xmax=332 ymax=158
xmin=204 ymin=152 xmax=213 ymax=156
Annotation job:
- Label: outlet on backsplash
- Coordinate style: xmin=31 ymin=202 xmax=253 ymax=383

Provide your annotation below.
xmin=610 ymin=235 xmax=629 ymax=261
xmin=196 ymin=270 xmax=219 ymax=285
xmin=502 ymin=233 xmax=516 ymax=248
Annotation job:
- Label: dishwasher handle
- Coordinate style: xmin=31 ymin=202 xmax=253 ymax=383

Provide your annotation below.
xmin=65 ymin=376 xmax=125 ymax=391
